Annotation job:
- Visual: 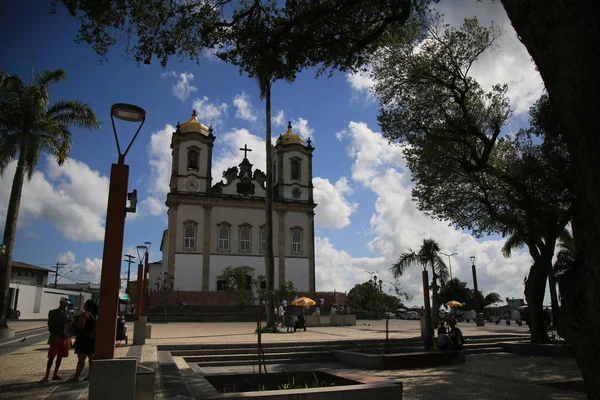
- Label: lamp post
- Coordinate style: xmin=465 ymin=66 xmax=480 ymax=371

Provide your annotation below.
xmin=95 ymin=103 xmax=145 ymax=361
xmin=440 ymin=252 xmax=458 ymax=280
xmin=135 ymin=245 xmax=149 ymax=321
xmin=470 ymin=256 xmax=481 ymax=314
xmin=364 ymin=270 xmax=379 ymax=280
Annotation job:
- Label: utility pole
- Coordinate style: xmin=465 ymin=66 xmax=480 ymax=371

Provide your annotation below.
xmin=123 ymin=254 xmax=135 ymax=293
xmin=54 ymin=262 xmax=67 ymax=287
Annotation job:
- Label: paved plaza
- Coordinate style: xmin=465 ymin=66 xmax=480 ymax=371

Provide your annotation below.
xmin=0 ymin=319 xmax=585 ymax=399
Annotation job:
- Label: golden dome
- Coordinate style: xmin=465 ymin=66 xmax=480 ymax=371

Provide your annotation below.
xmin=178 ymin=110 xmax=210 ymax=135
xmin=276 ymin=121 xmax=305 ymax=145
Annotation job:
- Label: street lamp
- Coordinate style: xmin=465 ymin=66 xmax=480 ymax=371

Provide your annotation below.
xmin=95 ymin=103 xmax=146 ymax=361
xmin=470 ymin=256 xmax=481 ymax=314
xmin=364 ymin=270 xmax=379 ymax=280
xmin=440 ymin=252 xmax=458 ymax=280
xmin=136 ymin=242 xmax=151 ymax=318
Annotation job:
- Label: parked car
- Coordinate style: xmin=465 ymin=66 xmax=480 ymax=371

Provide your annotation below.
xmin=406 ymin=311 xmax=420 ymax=320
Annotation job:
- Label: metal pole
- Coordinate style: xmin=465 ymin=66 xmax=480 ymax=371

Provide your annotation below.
xmin=94 ymin=163 xmax=129 ymax=360
xmin=141 ymin=250 xmax=149 ymax=315
xmin=135 ymin=263 xmax=143 ymax=320
xmin=472 ymin=263 xmax=480 ymax=314
xmin=123 ymin=254 xmax=135 ymax=293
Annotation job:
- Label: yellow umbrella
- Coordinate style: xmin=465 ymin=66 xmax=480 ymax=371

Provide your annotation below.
xmin=291 ymin=297 xmax=316 ymax=307
xmin=446 ymin=300 xmax=463 ymax=308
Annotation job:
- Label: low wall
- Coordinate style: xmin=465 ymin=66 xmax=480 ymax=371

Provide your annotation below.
xmin=9 ymin=284 xmax=92 ymax=320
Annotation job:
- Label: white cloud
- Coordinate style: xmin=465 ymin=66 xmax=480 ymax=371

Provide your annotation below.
xmin=233 ymin=92 xmax=258 ymax=122
xmin=55 ymin=251 xmax=103 ymax=284
xmin=191 ymin=96 xmax=229 ymax=128
xmin=346 ymin=67 xmax=375 ymax=99
xmin=315 ymin=121 xmax=535 ymax=308
xmin=147 ymin=124 xmax=175 ymax=195
xmin=0 ymin=156 xmax=109 ymax=242
xmin=162 ymin=71 xmax=198 ymax=102
xmin=141 ymin=196 xmax=166 ymax=216
xmin=313 ymin=177 xmax=357 ymax=229
xmin=289 ymin=118 xmax=314 ymax=141
xmin=212 ymin=128 xmax=269 ymax=181
xmin=272 ymin=110 xmax=286 ymax=127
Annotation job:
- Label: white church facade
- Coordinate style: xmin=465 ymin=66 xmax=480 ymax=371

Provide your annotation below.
xmin=160 ymin=111 xmax=317 ymax=293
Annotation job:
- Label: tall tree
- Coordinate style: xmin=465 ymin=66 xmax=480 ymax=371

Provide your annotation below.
xmin=0 ymin=69 xmax=100 ymax=330
xmin=373 ymin=17 xmax=573 ymax=343
xmin=390 ymin=238 xmax=448 ymax=328
xmin=52 ymin=0 xmax=430 ymax=327
xmin=495 ymin=1 xmax=600 ymax=396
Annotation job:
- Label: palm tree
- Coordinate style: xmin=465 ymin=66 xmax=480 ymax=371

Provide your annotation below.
xmin=502 ymin=228 xmax=561 ymax=327
xmin=390 ymin=238 xmax=448 ymax=329
xmin=0 ymin=69 xmax=100 ymax=330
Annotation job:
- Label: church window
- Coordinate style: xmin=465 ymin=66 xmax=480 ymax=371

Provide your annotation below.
xmin=188 ymin=148 xmax=199 ymax=170
xmin=184 ymin=224 xmax=196 ymax=249
xmin=239 ymin=227 xmax=251 ymax=252
xmin=218 ymin=226 xmax=230 ymax=251
xmin=291 ymin=229 xmax=302 ymax=255
xmin=260 ymin=228 xmax=266 ymax=253
xmin=290 ymin=158 xmax=301 ymax=181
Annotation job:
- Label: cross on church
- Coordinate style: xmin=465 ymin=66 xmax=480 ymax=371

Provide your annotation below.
xmin=239 ymin=144 xmax=252 ymax=159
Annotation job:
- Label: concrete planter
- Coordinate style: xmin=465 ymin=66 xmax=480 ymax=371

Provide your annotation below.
xmin=202 ymin=369 xmax=402 ymax=399
xmin=334 ymin=349 xmax=466 ymax=370
xmin=0 ymin=329 xmax=15 ymax=339
xmin=304 ymin=314 xmax=321 ymax=327
xmin=330 ymin=314 xmax=356 ymax=326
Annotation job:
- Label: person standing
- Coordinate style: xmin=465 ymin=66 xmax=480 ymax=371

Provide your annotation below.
xmin=40 ymin=297 xmax=72 ymax=383
xmin=67 ymin=299 xmax=97 ymax=382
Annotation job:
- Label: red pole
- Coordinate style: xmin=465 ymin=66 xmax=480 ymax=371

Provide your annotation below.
xmin=135 ymin=263 xmax=143 ymax=320
xmin=141 ymin=251 xmax=149 ymax=315
xmin=422 ymin=269 xmax=431 ymax=333
xmin=95 ymin=163 xmax=129 ymax=360
xmin=472 ymin=263 xmax=481 ymax=314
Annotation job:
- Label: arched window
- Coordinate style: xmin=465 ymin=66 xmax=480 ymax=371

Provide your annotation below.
xmin=239 ymin=227 xmax=251 ymax=252
xmin=218 ymin=226 xmax=230 ymax=251
xmin=184 ymin=224 xmax=196 ymax=249
xmin=291 ymin=229 xmax=302 ymax=255
xmin=188 ymin=149 xmax=199 ymax=170
xmin=290 ymin=158 xmax=301 ymax=181
xmin=259 ymin=227 xmax=266 ymax=253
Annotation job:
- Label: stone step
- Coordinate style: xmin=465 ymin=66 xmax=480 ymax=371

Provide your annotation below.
xmin=463 ymin=346 xmax=505 ymax=355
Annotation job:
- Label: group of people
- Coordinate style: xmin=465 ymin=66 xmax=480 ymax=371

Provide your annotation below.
xmin=424 ymin=315 xmax=464 ymax=351
xmin=40 ymin=297 xmax=97 ymax=383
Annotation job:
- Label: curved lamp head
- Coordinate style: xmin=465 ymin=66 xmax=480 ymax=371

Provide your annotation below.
xmin=110 ymin=103 xmax=147 ymax=164
xmin=136 ymin=245 xmax=147 ymax=262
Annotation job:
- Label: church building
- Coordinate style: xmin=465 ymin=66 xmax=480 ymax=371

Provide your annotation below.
xmin=160 ymin=111 xmax=317 ymax=293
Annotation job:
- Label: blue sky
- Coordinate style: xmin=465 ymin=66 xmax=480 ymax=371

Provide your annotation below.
xmin=0 ymin=1 xmax=548 ymax=306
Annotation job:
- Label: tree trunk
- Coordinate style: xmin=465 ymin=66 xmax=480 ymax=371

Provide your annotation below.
xmin=430 ymin=270 xmax=440 ymax=328
xmin=0 ymin=146 xmax=27 ymax=330
xmin=548 ymin=274 xmax=559 ymax=327
xmin=524 ymin=262 xmax=548 ymax=343
xmin=500 ymin=1 xmax=600 ymax=397
xmin=264 ymin=82 xmax=275 ymax=328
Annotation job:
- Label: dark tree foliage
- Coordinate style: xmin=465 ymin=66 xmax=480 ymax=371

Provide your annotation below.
xmin=347 ymin=279 xmax=406 ymax=315
xmin=438 ymin=278 xmax=502 ymax=311
xmin=373 ymin=16 xmax=573 ymax=343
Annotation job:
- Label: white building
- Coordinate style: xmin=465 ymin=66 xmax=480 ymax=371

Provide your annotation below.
xmin=160 ymin=111 xmax=316 ymax=293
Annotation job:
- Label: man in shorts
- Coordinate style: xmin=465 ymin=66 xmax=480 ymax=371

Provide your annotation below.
xmin=40 ymin=297 xmax=72 ymax=383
